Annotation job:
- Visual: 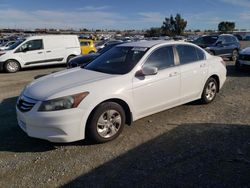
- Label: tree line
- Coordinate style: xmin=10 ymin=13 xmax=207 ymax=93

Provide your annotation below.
xmin=145 ymin=13 xmax=236 ymax=37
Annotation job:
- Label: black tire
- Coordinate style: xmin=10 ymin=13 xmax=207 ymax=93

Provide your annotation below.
xmin=230 ymin=49 xmax=238 ymax=61
xmin=87 ymin=102 xmax=125 ymax=143
xmin=67 ymin=55 xmax=75 ymax=63
xmin=201 ymin=77 xmax=218 ymax=104
xmin=4 ymin=60 xmax=20 ymax=73
xmin=89 ymin=51 xmax=95 ymax=54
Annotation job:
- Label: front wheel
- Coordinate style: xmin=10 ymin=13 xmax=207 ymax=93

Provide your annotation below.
xmin=4 ymin=60 xmax=20 ymax=73
xmin=87 ymin=102 xmax=125 ymax=143
xmin=201 ymin=77 xmax=218 ymax=104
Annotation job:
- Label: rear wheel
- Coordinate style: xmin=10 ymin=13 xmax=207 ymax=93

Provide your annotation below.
xmin=89 ymin=51 xmax=95 ymax=54
xmin=201 ymin=77 xmax=218 ymax=104
xmin=67 ymin=55 xmax=75 ymax=63
xmin=87 ymin=102 xmax=125 ymax=143
xmin=4 ymin=60 xmax=20 ymax=73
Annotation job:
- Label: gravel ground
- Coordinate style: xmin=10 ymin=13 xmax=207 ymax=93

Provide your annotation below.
xmin=0 ymin=53 xmax=250 ymax=187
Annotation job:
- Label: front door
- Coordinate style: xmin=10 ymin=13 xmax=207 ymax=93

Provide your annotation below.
xmin=132 ymin=45 xmax=180 ymax=119
xmin=15 ymin=39 xmax=45 ymax=66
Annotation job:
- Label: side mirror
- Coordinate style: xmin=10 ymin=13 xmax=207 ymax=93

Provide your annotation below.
xmin=136 ymin=66 xmax=158 ymax=77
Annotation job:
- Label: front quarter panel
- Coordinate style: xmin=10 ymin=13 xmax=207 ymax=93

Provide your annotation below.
xmin=76 ymin=75 xmax=134 ymax=137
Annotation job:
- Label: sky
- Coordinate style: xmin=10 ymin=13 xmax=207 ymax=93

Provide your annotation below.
xmin=0 ymin=0 xmax=249 ymax=30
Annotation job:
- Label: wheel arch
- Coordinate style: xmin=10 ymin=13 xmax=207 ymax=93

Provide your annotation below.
xmin=4 ymin=59 xmax=21 ymax=67
xmin=66 ymin=54 xmax=76 ymax=63
xmin=209 ymin=74 xmax=220 ymax=92
xmin=86 ymin=98 xmax=133 ymax=127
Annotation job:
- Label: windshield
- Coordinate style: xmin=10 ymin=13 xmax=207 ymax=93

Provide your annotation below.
xmin=7 ymin=39 xmax=26 ymax=50
xmin=84 ymin=46 xmax=148 ymax=74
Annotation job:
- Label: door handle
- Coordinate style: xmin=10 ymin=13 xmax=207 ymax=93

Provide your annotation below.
xmin=169 ymin=72 xmax=178 ymax=77
xmin=46 ymin=51 xmax=51 ymax=53
xmin=37 ymin=52 xmax=43 ymax=54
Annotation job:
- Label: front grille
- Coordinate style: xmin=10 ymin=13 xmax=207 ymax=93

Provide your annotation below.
xmin=239 ymin=54 xmax=250 ymax=61
xmin=17 ymin=95 xmax=37 ymax=112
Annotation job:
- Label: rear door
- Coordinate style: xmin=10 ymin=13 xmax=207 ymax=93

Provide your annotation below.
xmin=176 ymin=44 xmax=208 ymax=103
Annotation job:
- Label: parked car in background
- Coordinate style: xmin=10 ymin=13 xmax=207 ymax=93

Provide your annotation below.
xmin=244 ymin=35 xmax=250 ymax=41
xmin=79 ymin=39 xmax=97 ymax=55
xmin=235 ymin=46 xmax=250 ymax=70
xmin=95 ymin=40 xmax=122 ymax=51
xmin=233 ymin=34 xmax=243 ymax=41
xmin=68 ymin=41 xmax=125 ymax=68
xmin=16 ymin=40 xmax=226 ymax=143
xmin=0 ymin=41 xmax=16 ymax=51
xmin=0 ymin=38 xmax=9 ymax=45
xmin=0 ymin=35 xmax=81 ymax=73
xmin=193 ymin=34 xmax=240 ymax=61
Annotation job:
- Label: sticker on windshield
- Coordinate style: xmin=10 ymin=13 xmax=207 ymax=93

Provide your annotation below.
xmin=132 ymin=47 xmax=147 ymax=51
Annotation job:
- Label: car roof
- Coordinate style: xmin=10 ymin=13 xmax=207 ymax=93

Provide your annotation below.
xmin=117 ymin=40 xmax=182 ymax=48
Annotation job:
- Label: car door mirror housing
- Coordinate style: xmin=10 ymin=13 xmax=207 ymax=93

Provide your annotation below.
xmin=136 ymin=66 xmax=158 ymax=77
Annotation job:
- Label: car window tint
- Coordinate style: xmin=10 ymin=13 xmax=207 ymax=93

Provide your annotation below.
xmin=85 ymin=46 xmax=147 ymax=74
xmin=176 ymin=45 xmax=205 ymax=64
xmin=80 ymin=42 xmax=90 ymax=46
xmin=21 ymin=40 xmax=43 ymax=51
xmin=144 ymin=46 xmax=174 ymax=70
xmin=217 ymin=36 xmax=226 ymax=44
xmin=231 ymin=36 xmax=237 ymax=42
xmin=224 ymin=36 xmax=232 ymax=43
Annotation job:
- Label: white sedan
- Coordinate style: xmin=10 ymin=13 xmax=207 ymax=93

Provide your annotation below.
xmin=16 ymin=40 xmax=227 ymax=143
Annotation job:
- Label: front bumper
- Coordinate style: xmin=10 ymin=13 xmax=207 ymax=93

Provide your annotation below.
xmin=16 ymin=104 xmax=87 ymax=143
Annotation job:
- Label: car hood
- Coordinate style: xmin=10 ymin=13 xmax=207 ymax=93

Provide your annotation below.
xmin=24 ymin=68 xmax=115 ymax=100
xmin=240 ymin=47 xmax=250 ymax=54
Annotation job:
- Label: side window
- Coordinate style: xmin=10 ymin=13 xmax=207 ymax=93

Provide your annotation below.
xmin=231 ymin=36 xmax=237 ymax=43
xmin=143 ymin=46 xmax=174 ymax=70
xmin=224 ymin=36 xmax=232 ymax=43
xmin=217 ymin=36 xmax=225 ymax=44
xmin=80 ymin=41 xmax=90 ymax=46
xmin=19 ymin=39 xmax=43 ymax=52
xmin=176 ymin=45 xmax=205 ymax=64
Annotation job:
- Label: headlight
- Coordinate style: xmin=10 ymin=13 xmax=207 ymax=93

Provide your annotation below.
xmin=38 ymin=92 xmax=89 ymax=112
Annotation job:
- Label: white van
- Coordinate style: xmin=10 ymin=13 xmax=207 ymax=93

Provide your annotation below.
xmin=0 ymin=35 xmax=81 ymax=73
